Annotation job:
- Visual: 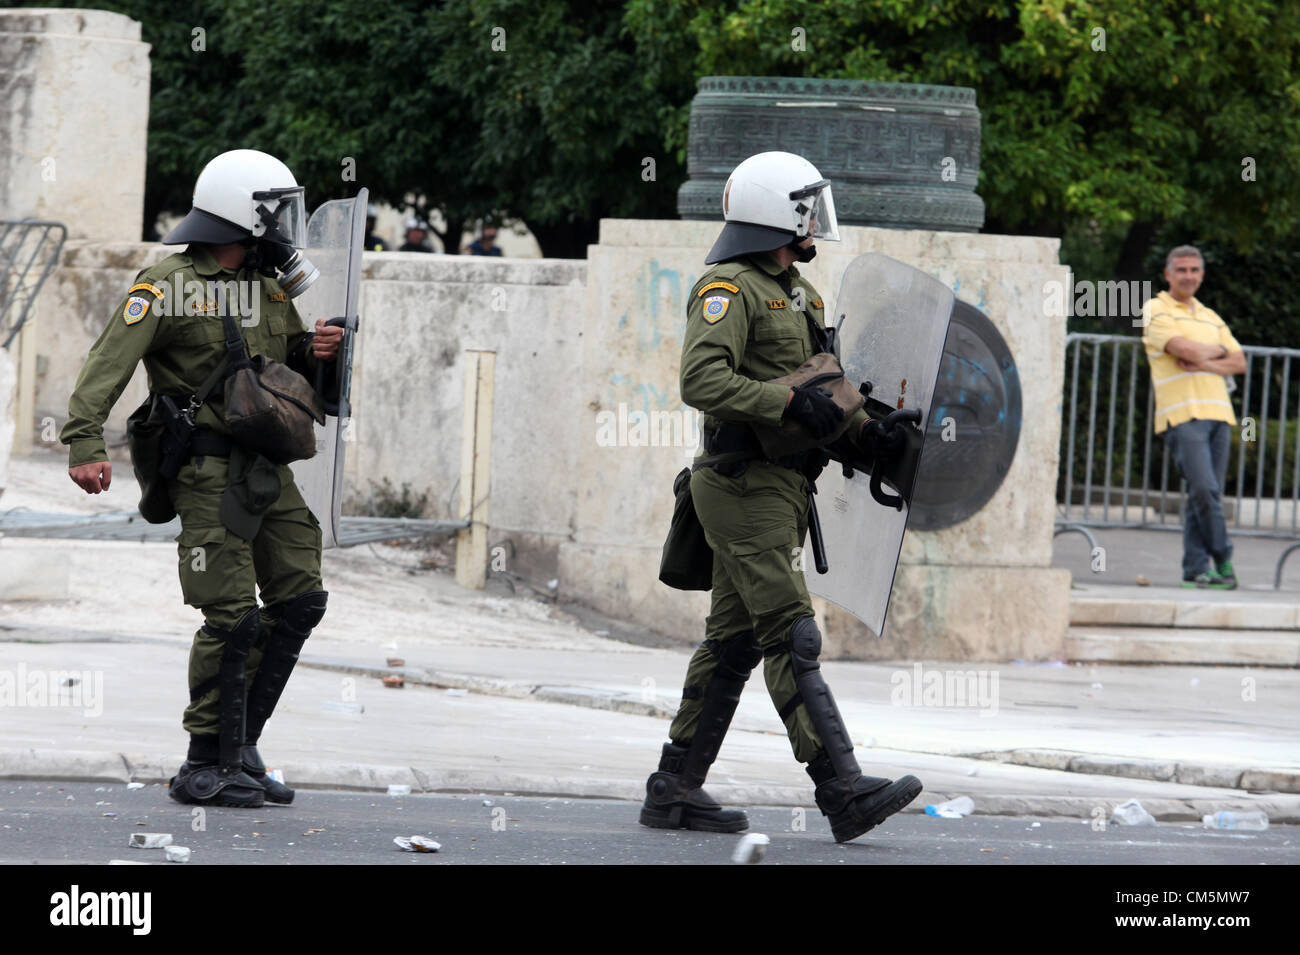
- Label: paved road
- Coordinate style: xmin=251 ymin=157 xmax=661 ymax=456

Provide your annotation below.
xmin=1053 ymin=525 xmax=1300 ymax=591
xmin=2 ymin=781 xmax=1293 ymax=866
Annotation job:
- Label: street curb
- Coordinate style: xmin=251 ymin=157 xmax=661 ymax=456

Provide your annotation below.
xmin=3 ymin=748 xmax=1299 ymax=823
xmin=296 ymin=655 xmax=1300 ymax=795
xmin=963 ymin=748 xmax=1300 ymax=794
xmin=297 ymin=656 xmax=679 ymax=720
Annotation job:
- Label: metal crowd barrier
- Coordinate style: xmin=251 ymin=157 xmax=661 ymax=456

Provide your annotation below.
xmin=1056 ymin=333 xmax=1300 ymax=586
xmin=1 ymin=218 xmax=67 ymax=349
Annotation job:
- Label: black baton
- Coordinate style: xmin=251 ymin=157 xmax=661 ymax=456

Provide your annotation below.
xmin=807 ymin=489 xmax=829 ymax=575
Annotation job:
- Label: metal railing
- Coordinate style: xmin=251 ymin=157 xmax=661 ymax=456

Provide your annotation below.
xmin=1057 ymin=334 xmax=1300 ymax=582
xmin=1 ymin=218 xmax=67 ymax=348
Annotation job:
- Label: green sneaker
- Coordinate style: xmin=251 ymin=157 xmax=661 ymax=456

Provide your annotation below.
xmin=1182 ymin=573 xmax=1210 ymax=589
xmin=1214 ymin=560 xmax=1238 ymax=589
xmin=1204 ymin=568 xmax=1235 ymax=590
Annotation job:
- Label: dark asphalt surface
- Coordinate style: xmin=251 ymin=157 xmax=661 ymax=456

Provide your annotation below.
xmin=1 ymin=781 xmax=1295 ymax=865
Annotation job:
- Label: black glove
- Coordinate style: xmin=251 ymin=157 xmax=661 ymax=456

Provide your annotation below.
xmin=786 ymin=382 xmax=844 ymax=440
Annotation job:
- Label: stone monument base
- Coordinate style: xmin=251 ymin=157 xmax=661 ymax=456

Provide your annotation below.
xmin=818 ymin=565 xmax=1071 ymax=662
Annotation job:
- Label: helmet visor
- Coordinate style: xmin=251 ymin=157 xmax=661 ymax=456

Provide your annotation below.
xmin=252 ymin=187 xmax=308 ymax=248
xmin=790 ymin=180 xmax=840 ymax=241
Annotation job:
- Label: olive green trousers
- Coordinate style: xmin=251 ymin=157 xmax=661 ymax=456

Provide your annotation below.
xmin=169 ymin=453 xmax=322 ymax=735
xmin=668 ymin=461 xmax=823 ymax=762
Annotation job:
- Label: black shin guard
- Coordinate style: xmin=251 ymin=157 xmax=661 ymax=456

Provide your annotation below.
xmin=242 ymin=590 xmax=327 ymax=805
xmin=245 ymin=590 xmax=327 ymax=744
xmin=169 ymin=610 xmax=265 ymax=808
xmin=679 ymin=631 xmax=764 ymax=780
xmin=640 ymin=631 xmax=762 ymax=833
xmin=789 ymin=616 xmax=922 ymax=842
xmin=790 ymin=616 xmax=860 ymax=779
xmin=217 ymin=608 xmax=260 ymax=775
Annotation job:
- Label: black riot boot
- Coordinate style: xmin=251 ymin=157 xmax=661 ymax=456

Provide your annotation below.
xmin=789 ymin=616 xmax=922 ymax=842
xmin=640 ymin=632 xmax=763 ymax=833
xmin=169 ymin=609 xmax=266 ymax=808
xmin=242 ymin=591 xmax=328 ymax=805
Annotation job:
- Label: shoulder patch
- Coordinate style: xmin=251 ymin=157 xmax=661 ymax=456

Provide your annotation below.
xmin=766 ymin=298 xmax=787 ymax=310
xmin=268 ymin=291 xmax=288 ymax=303
xmin=123 ymin=296 xmax=151 ymax=325
xmin=127 ymin=282 xmax=165 ymax=299
xmin=697 ymin=281 xmax=740 ymax=297
xmin=811 ymin=299 xmax=823 ymax=309
xmin=702 ymin=295 xmax=731 ymax=324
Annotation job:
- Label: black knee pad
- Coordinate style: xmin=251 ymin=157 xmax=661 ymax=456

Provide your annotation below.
xmin=208 ymin=607 xmax=261 ymax=666
xmin=717 ymin=630 xmax=762 ymax=680
xmin=269 ymin=590 xmax=328 ymax=639
xmin=790 ymin=616 xmax=822 ymax=677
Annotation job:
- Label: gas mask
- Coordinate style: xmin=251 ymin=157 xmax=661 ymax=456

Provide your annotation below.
xmin=790 ymin=239 xmax=818 ymax=263
xmin=247 ymin=188 xmax=319 ymax=298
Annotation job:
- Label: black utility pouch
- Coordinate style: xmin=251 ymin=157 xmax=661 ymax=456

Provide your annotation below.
xmin=125 ymin=395 xmax=176 ymax=524
xmin=658 ymin=467 xmax=714 ymax=591
xmin=156 ymin=394 xmax=197 ymax=481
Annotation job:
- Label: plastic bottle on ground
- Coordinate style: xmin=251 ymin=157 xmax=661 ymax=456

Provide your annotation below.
xmin=924 ymin=796 xmax=974 ymax=818
xmin=1201 ymin=811 xmax=1268 ymax=831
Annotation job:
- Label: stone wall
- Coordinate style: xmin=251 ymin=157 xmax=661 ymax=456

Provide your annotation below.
xmin=0 ymin=10 xmax=150 ymax=241
xmin=559 ymin=221 xmax=1070 ymax=660
xmin=0 ymin=346 xmax=13 ymax=496
xmin=24 ymin=221 xmax=1069 ymax=660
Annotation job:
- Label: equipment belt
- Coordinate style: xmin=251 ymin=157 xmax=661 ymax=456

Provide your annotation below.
xmin=189 ymin=428 xmax=234 ymax=460
xmin=695 ymin=426 xmax=812 ymax=474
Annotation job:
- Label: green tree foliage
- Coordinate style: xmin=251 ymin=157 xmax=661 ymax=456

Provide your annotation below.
xmin=424 ymin=0 xmax=680 ymax=257
xmin=15 ymin=0 xmax=1300 ymax=268
xmin=626 ymin=0 xmax=1300 ymax=280
xmin=17 ymin=0 xmax=677 ymax=256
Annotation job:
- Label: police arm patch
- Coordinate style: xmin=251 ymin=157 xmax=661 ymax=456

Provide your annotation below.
xmin=697 ymin=281 xmax=740 ymax=297
xmin=122 ymin=282 xmax=164 ymax=325
xmin=123 ymin=296 xmax=152 ymax=324
xmin=702 ymin=295 xmax=731 ymax=324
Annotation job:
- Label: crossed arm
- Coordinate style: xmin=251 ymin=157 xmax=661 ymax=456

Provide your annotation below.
xmin=1163 ymin=336 xmax=1247 ymax=375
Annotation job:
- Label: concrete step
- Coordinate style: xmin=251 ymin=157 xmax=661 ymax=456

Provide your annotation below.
xmin=1067 ymin=626 xmax=1300 ymax=666
xmin=1070 ymin=583 xmax=1300 ymax=631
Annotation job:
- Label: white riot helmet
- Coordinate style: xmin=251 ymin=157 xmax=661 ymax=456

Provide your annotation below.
xmin=705 ymin=151 xmax=840 ymax=265
xmin=163 ymin=149 xmax=319 ymax=297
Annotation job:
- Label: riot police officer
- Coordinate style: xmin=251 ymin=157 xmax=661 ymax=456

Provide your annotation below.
xmin=62 ymin=150 xmax=342 ymax=808
xmin=640 ymin=151 xmax=923 ymax=843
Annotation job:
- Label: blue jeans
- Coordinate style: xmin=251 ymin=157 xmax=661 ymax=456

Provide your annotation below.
xmin=1163 ymin=419 xmax=1233 ymax=578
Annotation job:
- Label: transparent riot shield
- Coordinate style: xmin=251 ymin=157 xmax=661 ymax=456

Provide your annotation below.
xmin=288 ymin=189 xmax=366 ymax=548
xmin=808 ymin=253 xmax=955 ymax=637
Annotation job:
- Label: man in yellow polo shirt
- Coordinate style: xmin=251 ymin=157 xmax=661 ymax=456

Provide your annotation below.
xmin=1140 ymin=245 xmax=1247 ymax=588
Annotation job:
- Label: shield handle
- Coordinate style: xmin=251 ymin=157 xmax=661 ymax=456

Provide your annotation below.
xmin=314 ymin=316 xmax=350 ymax=416
xmin=864 ymin=408 xmax=921 ymax=510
